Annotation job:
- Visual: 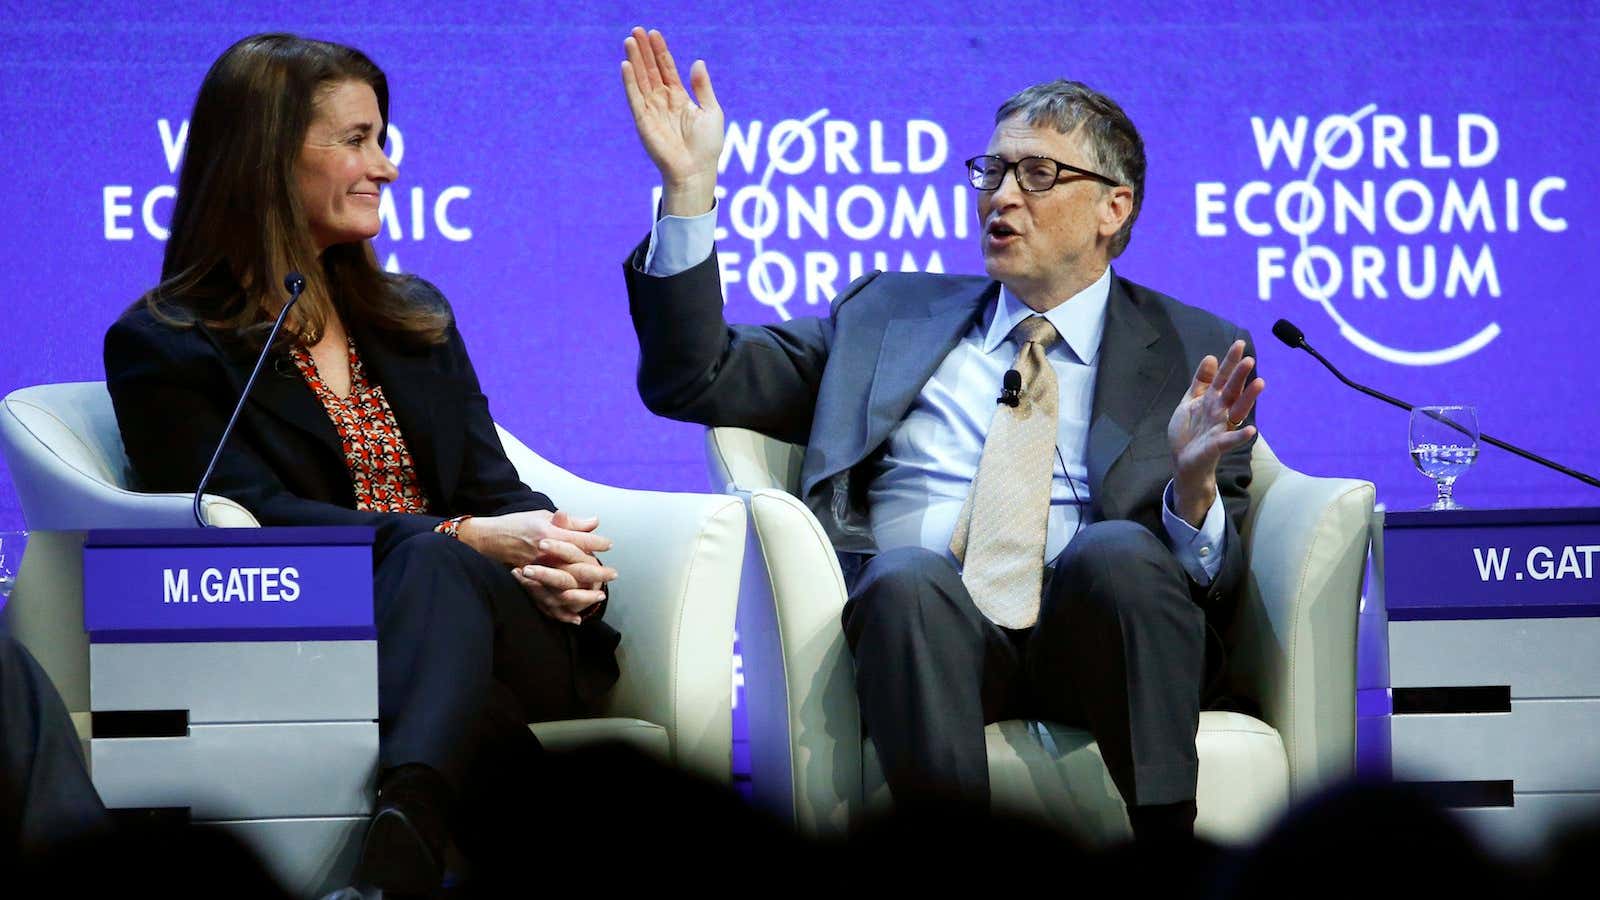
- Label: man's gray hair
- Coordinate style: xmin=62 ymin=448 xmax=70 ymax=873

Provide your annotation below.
xmin=995 ymin=80 xmax=1145 ymax=258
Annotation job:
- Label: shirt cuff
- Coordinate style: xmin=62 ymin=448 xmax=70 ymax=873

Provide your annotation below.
xmin=1161 ymin=480 xmax=1226 ymax=586
xmin=643 ymin=203 xmax=717 ymax=277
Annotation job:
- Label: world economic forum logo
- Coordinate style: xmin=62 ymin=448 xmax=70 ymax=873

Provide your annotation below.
xmin=102 ymin=119 xmax=471 ymax=273
xmin=648 ymin=111 xmax=968 ymax=321
xmin=1194 ymin=106 xmax=1569 ymax=366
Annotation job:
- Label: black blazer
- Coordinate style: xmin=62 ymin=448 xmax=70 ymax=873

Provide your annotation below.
xmin=104 ymin=278 xmax=623 ymax=703
xmin=103 ymin=279 xmax=554 ymax=563
xmin=624 ymin=239 xmax=1254 ymax=631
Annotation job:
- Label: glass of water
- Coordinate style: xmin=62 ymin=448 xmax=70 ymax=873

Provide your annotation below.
xmin=1409 ymin=406 xmax=1480 ymax=510
xmin=0 ymin=530 xmax=26 ymax=608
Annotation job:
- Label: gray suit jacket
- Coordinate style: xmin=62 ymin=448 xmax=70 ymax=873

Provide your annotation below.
xmin=623 ymin=238 xmax=1256 ymax=626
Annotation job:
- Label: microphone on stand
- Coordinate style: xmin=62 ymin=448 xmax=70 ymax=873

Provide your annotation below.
xmin=997 ymin=369 xmax=1022 ymax=407
xmin=1271 ymin=318 xmax=1600 ymax=490
xmin=192 ymin=272 xmax=308 ymax=526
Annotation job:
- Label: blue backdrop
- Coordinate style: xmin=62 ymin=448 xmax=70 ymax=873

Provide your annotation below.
xmin=2 ymin=0 xmax=1596 ymax=522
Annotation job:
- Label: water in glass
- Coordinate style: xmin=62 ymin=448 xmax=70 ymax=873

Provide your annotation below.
xmin=1408 ymin=405 xmax=1479 ymax=510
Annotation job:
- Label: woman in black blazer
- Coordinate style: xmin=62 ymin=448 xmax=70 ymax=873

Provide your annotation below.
xmin=103 ymin=34 xmax=618 ymax=895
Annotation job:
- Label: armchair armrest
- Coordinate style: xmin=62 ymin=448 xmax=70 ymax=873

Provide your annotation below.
xmin=1232 ymin=455 xmax=1375 ymax=801
xmin=705 ymin=426 xmax=803 ymax=495
xmin=739 ymin=488 xmax=860 ymax=836
xmin=1 ymin=386 xmax=257 ymax=531
xmin=495 ymin=427 xmax=745 ymax=784
xmin=706 ymin=427 xmax=860 ymax=836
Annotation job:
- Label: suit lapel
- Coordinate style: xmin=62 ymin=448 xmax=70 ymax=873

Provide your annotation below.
xmin=799 ymin=278 xmax=991 ymax=499
xmin=354 ymin=325 xmax=464 ymax=506
xmin=1086 ymin=277 xmax=1181 ymax=506
xmin=197 ymin=322 xmax=343 ymax=458
xmin=863 ymin=280 xmax=996 ymax=455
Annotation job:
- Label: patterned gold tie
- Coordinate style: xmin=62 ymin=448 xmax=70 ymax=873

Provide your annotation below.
xmin=950 ymin=315 xmax=1061 ymax=629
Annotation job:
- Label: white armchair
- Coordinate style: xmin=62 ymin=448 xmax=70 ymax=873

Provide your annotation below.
xmin=706 ymin=426 xmax=1375 ymax=844
xmin=0 ymin=382 xmax=747 ymax=892
xmin=0 ymin=381 xmax=746 ymax=779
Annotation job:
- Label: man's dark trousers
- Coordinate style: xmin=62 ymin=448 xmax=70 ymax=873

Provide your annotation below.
xmin=842 ymin=519 xmax=1208 ymax=812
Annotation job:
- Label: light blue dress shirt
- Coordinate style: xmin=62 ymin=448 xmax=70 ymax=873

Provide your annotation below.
xmin=645 ymin=208 xmax=1226 ymax=585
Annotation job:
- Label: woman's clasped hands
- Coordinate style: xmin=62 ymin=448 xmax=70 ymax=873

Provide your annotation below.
xmin=458 ymin=510 xmax=617 ymax=624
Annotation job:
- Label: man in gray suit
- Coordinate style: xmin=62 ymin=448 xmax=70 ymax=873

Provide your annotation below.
xmin=618 ymin=28 xmax=1266 ymax=839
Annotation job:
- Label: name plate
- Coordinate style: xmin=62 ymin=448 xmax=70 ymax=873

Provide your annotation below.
xmin=1384 ymin=508 xmax=1600 ymax=621
xmin=83 ymin=527 xmax=375 ymax=642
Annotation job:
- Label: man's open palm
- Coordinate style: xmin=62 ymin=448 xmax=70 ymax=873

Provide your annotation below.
xmin=621 ymin=27 xmax=722 ymax=207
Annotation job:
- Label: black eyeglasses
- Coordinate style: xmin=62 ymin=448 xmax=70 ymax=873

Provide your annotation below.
xmin=964 ymin=154 xmax=1120 ymax=192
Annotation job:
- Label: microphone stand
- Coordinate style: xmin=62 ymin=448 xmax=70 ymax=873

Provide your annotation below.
xmin=192 ymin=273 xmax=307 ymax=526
xmin=1273 ymin=319 xmax=1600 ymax=490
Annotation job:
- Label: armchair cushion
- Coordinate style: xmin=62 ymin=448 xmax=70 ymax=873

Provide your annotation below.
xmin=530 ymin=717 xmax=670 ymax=762
xmin=860 ymin=712 xmax=1289 ymax=844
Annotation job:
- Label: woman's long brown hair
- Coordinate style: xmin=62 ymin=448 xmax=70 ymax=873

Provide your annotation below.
xmin=144 ymin=33 xmax=449 ymax=348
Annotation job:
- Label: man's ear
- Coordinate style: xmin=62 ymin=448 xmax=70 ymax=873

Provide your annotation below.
xmin=1100 ymin=184 xmax=1134 ymax=239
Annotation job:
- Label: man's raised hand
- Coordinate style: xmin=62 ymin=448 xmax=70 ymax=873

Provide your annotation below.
xmin=1166 ymin=339 xmax=1267 ymax=526
xmin=621 ymin=27 xmax=723 ymax=217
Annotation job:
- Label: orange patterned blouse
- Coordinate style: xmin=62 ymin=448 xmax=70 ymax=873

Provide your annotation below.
xmin=291 ymin=338 xmax=465 ymax=535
